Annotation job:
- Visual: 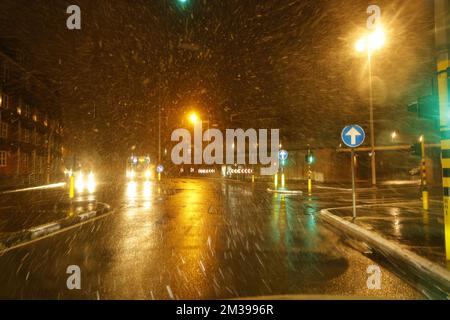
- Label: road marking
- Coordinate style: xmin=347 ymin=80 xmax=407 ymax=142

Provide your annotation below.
xmin=0 ymin=182 xmax=66 ymax=194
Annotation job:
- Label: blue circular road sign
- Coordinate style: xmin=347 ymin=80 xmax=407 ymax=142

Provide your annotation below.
xmin=156 ymin=165 xmax=164 ymax=173
xmin=341 ymin=125 xmax=365 ymax=148
xmin=279 ymin=150 xmax=288 ymax=161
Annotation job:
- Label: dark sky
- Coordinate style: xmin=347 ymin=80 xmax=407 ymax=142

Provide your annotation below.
xmin=0 ymin=0 xmax=437 ymax=166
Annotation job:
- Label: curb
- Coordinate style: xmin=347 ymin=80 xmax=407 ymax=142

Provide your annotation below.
xmin=267 ymin=188 xmax=303 ymax=195
xmin=0 ymin=203 xmax=112 ymax=250
xmin=320 ymin=209 xmax=450 ymax=298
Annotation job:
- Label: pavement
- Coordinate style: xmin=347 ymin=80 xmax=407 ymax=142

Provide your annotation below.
xmin=324 ymin=201 xmax=447 ymax=267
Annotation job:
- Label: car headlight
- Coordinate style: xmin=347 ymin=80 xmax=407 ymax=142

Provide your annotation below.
xmin=87 ymin=172 xmax=96 ymax=193
xmin=75 ymin=172 xmax=85 ymax=193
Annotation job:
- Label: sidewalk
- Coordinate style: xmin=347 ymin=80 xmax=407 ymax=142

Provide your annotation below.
xmin=320 ymin=200 xmax=450 ymax=298
xmin=328 ymin=201 xmax=446 ymax=267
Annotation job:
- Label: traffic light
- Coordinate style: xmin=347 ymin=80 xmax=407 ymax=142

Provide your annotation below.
xmin=407 ymin=95 xmax=439 ymax=120
xmin=305 ymin=148 xmax=315 ymax=165
xmin=177 ymin=0 xmax=190 ymax=8
xmin=411 ymin=142 xmax=422 ymax=157
xmin=407 ymin=78 xmax=439 ymax=120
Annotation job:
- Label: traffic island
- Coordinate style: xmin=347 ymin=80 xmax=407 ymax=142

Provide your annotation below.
xmin=0 ymin=202 xmax=112 ymax=251
xmin=320 ymin=203 xmax=450 ymax=299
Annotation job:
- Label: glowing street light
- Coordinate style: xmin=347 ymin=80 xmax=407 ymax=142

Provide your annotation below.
xmin=189 ymin=112 xmax=199 ymax=124
xmin=355 ymin=26 xmax=386 ymax=53
xmin=391 ymin=131 xmax=397 ymax=142
xmin=354 ymin=25 xmax=386 ymax=186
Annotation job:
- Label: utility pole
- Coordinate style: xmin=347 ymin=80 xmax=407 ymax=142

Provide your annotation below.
xmin=435 ymin=0 xmax=450 ymax=260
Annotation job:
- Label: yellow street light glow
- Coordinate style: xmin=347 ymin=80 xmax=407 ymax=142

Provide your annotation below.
xmin=368 ymin=27 xmax=385 ymax=51
xmin=189 ymin=112 xmax=199 ymax=124
xmin=355 ymin=25 xmax=386 ymax=54
xmin=391 ymin=131 xmax=397 ymax=139
xmin=355 ymin=38 xmax=366 ymax=53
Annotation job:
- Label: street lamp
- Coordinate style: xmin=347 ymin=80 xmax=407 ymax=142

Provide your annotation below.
xmin=391 ymin=131 xmax=397 ymax=142
xmin=189 ymin=112 xmax=199 ymax=124
xmin=355 ymin=25 xmax=386 ymax=186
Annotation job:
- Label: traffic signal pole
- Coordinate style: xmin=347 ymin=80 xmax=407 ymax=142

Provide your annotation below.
xmin=435 ymin=0 xmax=450 ymax=260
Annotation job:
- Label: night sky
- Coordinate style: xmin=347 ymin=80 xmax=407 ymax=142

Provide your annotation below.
xmin=0 ymin=0 xmax=437 ymax=168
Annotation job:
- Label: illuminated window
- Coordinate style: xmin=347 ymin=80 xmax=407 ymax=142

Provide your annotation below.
xmin=0 ymin=151 xmax=6 ymax=167
xmin=17 ymin=106 xmax=22 ymax=115
xmin=0 ymin=94 xmax=9 ymax=109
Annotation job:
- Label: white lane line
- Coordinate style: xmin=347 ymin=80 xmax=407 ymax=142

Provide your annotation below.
xmin=0 ymin=182 xmax=66 ymax=194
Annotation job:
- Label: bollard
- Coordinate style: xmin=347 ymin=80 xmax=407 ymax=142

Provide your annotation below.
xmin=158 ymin=172 xmax=161 ymax=181
xmin=281 ymin=173 xmax=285 ymax=188
xmin=274 ymin=174 xmax=278 ymax=189
xmin=423 ymin=189 xmax=429 ymax=211
xmin=69 ymin=175 xmax=75 ymax=199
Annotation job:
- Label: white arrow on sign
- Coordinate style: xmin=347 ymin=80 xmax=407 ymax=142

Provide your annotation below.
xmin=345 ymin=127 xmax=361 ymax=145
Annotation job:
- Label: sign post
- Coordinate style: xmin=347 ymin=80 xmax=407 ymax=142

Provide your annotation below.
xmin=341 ymin=125 xmax=366 ymax=219
xmin=157 ymin=164 xmax=164 ymax=181
xmin=350 ymin=149 xmax=356 ymax=218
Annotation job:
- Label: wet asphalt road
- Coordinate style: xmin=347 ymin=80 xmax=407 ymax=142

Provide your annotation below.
xmin=0 ymin=178 xmax=427 ymax=299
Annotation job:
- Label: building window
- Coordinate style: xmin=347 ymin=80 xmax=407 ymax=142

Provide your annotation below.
xmin=0 ymin=122 xmax=7 ymax=139
xmin=0 ymin=151 xmax=6 ymax=167
xmin=22 ymin=153 xmax=28 ymax=171
xmin=0 ymin=93 xmax=9 ymax=109
xmin=25 ymin=104 xmax=30 ymax=118
xmin=23 ymin=129 xmax=30 ymax=143
xmin=2 ymin=64 xmax=10 ymax=83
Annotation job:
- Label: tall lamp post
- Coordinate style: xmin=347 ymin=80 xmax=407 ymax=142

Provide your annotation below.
xmin=355 ymin=26 xmax=386 ymax=186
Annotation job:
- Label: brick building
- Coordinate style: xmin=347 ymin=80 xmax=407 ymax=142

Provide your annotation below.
xmin=0 ymin=41 xmax=63 ymax=188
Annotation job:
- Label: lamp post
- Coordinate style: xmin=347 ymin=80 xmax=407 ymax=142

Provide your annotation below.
xmin=355 ymin=26 xmax=386 ymax=186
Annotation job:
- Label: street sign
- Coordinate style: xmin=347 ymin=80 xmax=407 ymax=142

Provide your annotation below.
xmin=156 ymin=164 xmax=164 ymax=173
xmin=341 ymin=125 xmax=365 ymax=219
xmin=341 ymin=125 xmax=365 ymax=148
xmin=278 ymin=150 xmax=288 ymax=161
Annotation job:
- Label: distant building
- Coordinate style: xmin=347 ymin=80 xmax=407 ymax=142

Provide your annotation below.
xmin=0 ymin=39 xmax=63 ymax=187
